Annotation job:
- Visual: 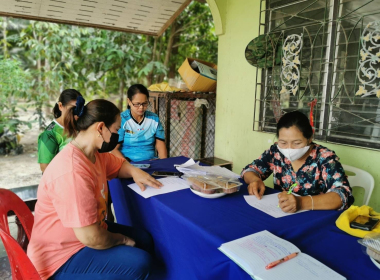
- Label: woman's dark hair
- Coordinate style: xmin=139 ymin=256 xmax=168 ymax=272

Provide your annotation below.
xmin=64 ymin=99 xmax=120 ymax=138
xmin=53 ymin=89 xmax=82 ymax=118
xmin=127 ymin=84 xmax=149 ymax=109
xmin=276 ymin=111 xmax=313 ymax=139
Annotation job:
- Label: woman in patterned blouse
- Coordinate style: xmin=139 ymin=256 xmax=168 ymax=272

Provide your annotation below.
xmin=242 ymin=111 xmax=354 ymax=213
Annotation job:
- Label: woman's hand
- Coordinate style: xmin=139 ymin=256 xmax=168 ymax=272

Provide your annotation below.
xmin=244 ymin=171 xmax=266 ymax=199
xmin=131 ymin=167 xmax=163 ymax=191
xmin=248 ymin=180 xmax=266 ymax=199
xmin=278 ymin=191 xmax=299 ymax=213
xmin=74 ymin=223 xmax=136 ymax=250
xmin=123 ymin=236 xmax=136 ymax=247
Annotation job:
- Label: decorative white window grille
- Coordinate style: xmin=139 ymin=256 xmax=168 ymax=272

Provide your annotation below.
xmin=356 ymin=20 xmax=380 ymax=98
xmin=280 ymin=34 xmax=303 ymax=96
xmin=255 ymin=0 xmax=380 ymax=149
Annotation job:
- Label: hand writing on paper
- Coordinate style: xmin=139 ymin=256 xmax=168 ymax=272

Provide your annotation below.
xmin=131 ymin=167 xmax=163 ymax=191
xmin=248 ymin=180 xmax=266 ymax=200
xmin=278 ymin=191 xmax=299 ymax=213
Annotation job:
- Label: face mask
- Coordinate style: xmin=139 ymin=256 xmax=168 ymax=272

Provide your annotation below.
xmin=277 ymin=145 xmax=310 ymax=162
xmin=98 ymin=127 xmax=119 ymax=153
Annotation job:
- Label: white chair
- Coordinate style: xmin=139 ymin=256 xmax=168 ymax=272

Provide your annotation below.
xmin=342 ymin=164 xmax=374 ymax=206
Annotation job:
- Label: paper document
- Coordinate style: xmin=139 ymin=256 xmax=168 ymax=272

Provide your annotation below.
xmin=175 ymin=158 xmax=240 ymax=178
xmin=219 ymin=230 xmax=346 ymax=280
xmin=174 ymin=158 xmax=197 ymax=168
xmin=244 ymin=194 xmax=308 ymax=218
xmin=219 ymin=231 xmax=300 ymax=276
xmin=127 ymin=177 xmax=190 ymax=198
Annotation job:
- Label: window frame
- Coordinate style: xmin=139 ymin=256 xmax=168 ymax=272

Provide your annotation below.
xmin=254 ymin=0 xmax=380 ymax=150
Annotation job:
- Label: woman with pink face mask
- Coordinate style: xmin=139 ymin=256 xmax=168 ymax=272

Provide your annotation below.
xmin=242 ymin=111 xmax=354 ymax=213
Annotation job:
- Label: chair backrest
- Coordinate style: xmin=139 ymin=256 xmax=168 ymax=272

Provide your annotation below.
xmin=0 ymin=229 xmax=41 ymax=280
xmin=0 ymin=188 xmax=40 ymax=280
xmin=342 ymin=164 xmax=374 ymax=205
xmin=0 ymin=189 xmax=34 ymax=239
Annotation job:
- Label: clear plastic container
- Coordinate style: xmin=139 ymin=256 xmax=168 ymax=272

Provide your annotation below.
xmin=183 ymin=175 xmax=242 ymax=194
xmin=358 ymin=232 xmax=380 ymax=268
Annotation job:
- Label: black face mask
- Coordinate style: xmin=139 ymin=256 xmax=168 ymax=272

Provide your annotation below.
xmin=98 ymin=127 xmax=119 ymax=153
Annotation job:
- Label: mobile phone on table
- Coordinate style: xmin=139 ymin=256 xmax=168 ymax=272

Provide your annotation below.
xmin=131 ymin=164 xmax=151 ymax=169
xmin=152 ymin=171 xmax=183 ymax=177
xmin=350 ymin=215 xmax=380 ymax=231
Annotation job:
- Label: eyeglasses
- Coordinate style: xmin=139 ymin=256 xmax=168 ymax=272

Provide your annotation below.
xmin=131 ymin=101 xmax=150 ymax=108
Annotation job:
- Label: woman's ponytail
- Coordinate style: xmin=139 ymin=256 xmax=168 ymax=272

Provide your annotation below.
xmin=65 ymin=99 xmax=120 ymax=138
xmin=53 ymin=89 xmax=82 ymax=119
xmin=53 ymin=103 xmax=61 ymax=118
xmin=64 ymin=96 xmax=86 ymax=138
xmin=64 ymin=106 xmax=78 ymax=137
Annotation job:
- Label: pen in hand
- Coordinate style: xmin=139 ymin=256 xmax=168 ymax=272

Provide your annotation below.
xmin=265 ymin=252 xmax=299 ymax=269
xmin=287 ymin=183 xmax=297 ymax=194
xmin=277 ymin=183 xmax=297 ymax=207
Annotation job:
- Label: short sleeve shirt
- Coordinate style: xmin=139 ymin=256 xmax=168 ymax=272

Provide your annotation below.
xmin=37 ymin=121 xmax=70 ymax=164
xmin=27 ymin=143 xmax=125 ymax=280
xmin=118 ymin=109 xmax=165 ymax=162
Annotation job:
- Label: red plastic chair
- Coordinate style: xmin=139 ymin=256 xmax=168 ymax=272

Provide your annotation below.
xmin=0 ymin=188 xmax=40 ymax=280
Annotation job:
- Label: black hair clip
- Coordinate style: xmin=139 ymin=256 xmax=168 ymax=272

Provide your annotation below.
xmin=74 ymin=96 xmax=86 ymax=117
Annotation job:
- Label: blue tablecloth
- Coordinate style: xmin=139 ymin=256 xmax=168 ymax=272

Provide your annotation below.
xmin=109 ymin=156 xmax=380 ymax=280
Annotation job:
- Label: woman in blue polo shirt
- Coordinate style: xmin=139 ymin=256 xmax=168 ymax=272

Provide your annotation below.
xmin=112 ymin=84 xmax=167 ymax=162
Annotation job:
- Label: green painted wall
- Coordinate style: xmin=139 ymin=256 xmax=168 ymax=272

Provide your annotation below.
xmin=211 ymin=0 xmax=380 ymax=211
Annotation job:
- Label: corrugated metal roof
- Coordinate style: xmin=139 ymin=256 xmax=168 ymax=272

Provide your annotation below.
xmin=0 ymin=0 xmax=191 ymax=36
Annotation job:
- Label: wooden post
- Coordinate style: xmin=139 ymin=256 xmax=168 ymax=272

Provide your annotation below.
xmin=165 ymin=94 xmax=171 ymax=157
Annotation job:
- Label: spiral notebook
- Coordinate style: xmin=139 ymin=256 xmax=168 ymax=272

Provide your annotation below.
xmin=219 ymin=230 xmax=346 ymax=280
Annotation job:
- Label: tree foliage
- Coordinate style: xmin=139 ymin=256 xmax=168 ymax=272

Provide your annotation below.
xmin=0 ymin=58 xmax=32 ymax=134
xmin=0 ymin=1 xmax=217 ymax=136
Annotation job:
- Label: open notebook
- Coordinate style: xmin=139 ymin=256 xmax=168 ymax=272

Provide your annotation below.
xmin=219 ymin=230 xmax=346 ymax=280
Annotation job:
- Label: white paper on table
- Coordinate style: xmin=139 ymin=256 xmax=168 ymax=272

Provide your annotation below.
xmin=127 ymin=177 xmax=190 ymax=198
xmin=244 ymin=193 xmax=308 ymax=218
xmin=175 ymin=158 xmax=240 ymax=178
xmin=174 ymin=158 xmax=196 ymax=168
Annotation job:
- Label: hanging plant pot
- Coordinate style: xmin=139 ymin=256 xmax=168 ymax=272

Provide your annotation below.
xmin=245 ymin=34 xmax=282 ymax=68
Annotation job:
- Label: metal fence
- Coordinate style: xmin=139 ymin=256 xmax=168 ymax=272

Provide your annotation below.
xmin=148 ymin=92 xmax=216 ymax=159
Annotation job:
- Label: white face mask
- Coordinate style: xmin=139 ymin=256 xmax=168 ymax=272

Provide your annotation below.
xmin=277 ymin=145 xmax=310 ymax=162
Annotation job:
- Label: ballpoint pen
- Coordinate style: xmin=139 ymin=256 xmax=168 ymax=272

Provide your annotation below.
xmin=265 ymin=252 xmax=299 ymax=269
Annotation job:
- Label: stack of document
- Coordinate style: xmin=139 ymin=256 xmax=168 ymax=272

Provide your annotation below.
xmin=175 ymin=159 xmax=240 ymax=179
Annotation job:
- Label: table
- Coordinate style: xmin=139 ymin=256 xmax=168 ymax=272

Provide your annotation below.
xmin=109 ymin=156 xmax=380 ymax=280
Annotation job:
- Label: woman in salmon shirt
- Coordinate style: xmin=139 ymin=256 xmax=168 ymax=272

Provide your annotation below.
xmin=27 ymin=97 xmax=162 ymax=280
